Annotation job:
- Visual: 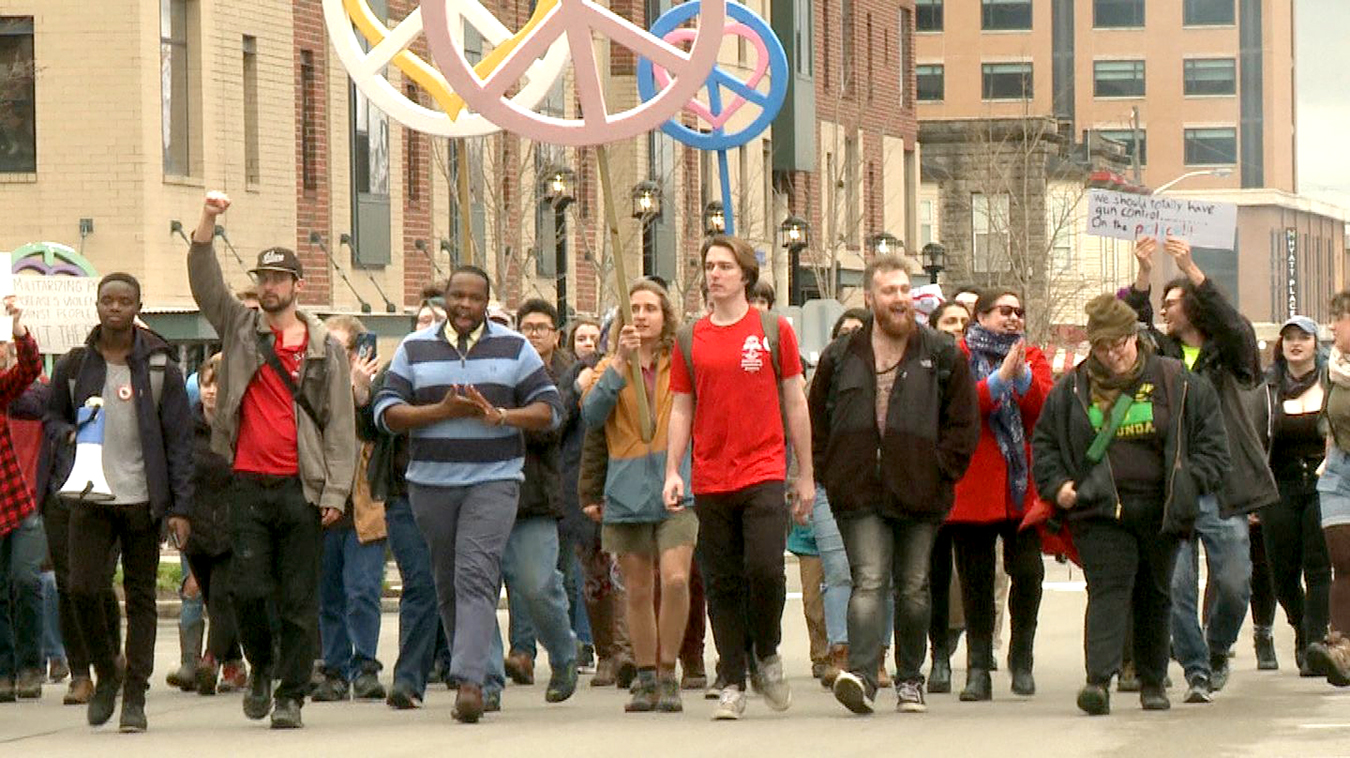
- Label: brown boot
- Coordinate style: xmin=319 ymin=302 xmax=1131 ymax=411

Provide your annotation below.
xmin=453 ymin=683 xmax=484 ymax=723
xmin=821 ymin=644 xmax=848 ymax=688
xmin=64 ymin=676 xmax=94 ymax=705
xmin=591 ymin=657 xmax=616 ymax=687
xmin=504 ymin=650 xmax=534 ymax=685
xmin=878 ymin=648 xmax=893 ymax=689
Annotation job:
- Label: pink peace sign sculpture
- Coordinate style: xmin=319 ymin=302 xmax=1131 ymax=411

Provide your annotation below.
xmin=423 ymin=0 xmax=727 ymax=147
xmin=650 ymin=22 xmax=769 ymax=131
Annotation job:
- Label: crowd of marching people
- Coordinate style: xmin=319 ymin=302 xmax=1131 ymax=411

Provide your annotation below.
xmin=4 ymin=189 xmax=1350 ymax=731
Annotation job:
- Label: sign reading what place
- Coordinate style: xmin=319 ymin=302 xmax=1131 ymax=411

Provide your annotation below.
xmin=1086 ymin=189 xmax=1238 ymax=250
xmin=14 ymin=274 xmax=99 ymax=354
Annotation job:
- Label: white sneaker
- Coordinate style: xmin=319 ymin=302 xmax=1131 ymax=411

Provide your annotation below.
xmin=711 ymin=685 xmax=746 ymax=720
xmin=896 ymin=679 xmax=927 ymax=713
xmin=757 ymin=655 xmax=792 ymax=712
xmin=832 ymin=671 xmax=874 ymax=715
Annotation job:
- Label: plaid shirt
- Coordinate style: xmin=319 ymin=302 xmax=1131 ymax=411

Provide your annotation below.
xmin=0 ymin=332 xmax=42 ymax=538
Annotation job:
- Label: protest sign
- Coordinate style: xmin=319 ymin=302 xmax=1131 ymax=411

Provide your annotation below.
xmin=1086 ymin=189 xmax=1237 ymax=249
xmin=13 ymin=274 xmax=99 ymax=353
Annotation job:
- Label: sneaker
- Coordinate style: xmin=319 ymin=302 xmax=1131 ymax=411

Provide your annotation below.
xmin=1076 ymin=683 xmax=1110 ymax=716
xmin=1140 ymin=684 xmax=1170 ymax=711
xmin=484 ymin=689 xmax=502 ymax=713
xmin=705 ymin=673 xmax=727 ymax=700
xmin=1183 ymin=675 xmax=1213 ymax=704
xmin=196 ymin=656 xmax=219 ymax=696
xmin=310 ymin=675 xmax=350 ymax=702
xmin=1208 ymin=653 xmax=1231 ymax=692
xmin=218 ymin=661 xmax=248 ymax=692
xmin=680 ymin=658 xmax=707 ymax=691
xmin=832 ymin=671 xmax=874 ymax=715
xmin=166 ymin=663 xmax=196 ymax=692
xmin=15 ymin=669 xmax=43 ymax=699
xmin=270 ymin=698 xmax=303 ymax=729
xmin=656 ymin=674 xmax=683 ymax=713
xmin=242 ymin=672 xmax=273 ymax=720
xmin=756 ymin=655 xmax=791 ymax=712
xmin=118 ymin=699 xmax=147 ymax=733
xmin=386 ymin=681 xmax=423 ymax=710
xmin=710 ymin=685 xmax=746 ymax=720
xmin=590 ymin=658 xmax=616 ymax=688
xmin=624 ymin=671 xmax=658 ymax=713
xmin=1116 ymin=661 xmax=1140 ymax=692
xmin=48 ymin=658 xmax=70 ymax=684
xmin=545 ymin=659 xmax=579 ymax=703
xmin=896 ymin=679 xmax=927 ymax=713
xmin=577 ymin=643 xmax=596 ymax=674
xmin=352 ymin=670 xmax=386 ymax=700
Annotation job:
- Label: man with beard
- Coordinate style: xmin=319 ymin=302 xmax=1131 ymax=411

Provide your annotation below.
xmin=187 ymin=192 xmax=357 ymax=729
xmin=808 ymin=255 xmax=981 ymax=715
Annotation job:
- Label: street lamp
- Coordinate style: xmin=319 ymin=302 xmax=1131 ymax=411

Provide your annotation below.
xmin=703 ymin=200 xmax=726 ymax=236
xmin=542 ymin=166 xmax=576 ymax=322
xmin=869 ymin=232 xmax=902 ymax=257
xmin=632 ymin=180 xmax=663 ymax=277
xmin=922 ymin=242 xmax=947 ymax=285
xmin=781 ymin=214 xmax=810 ymax=306
xmin=1154 ymin=167 xmax=1232 ymax=194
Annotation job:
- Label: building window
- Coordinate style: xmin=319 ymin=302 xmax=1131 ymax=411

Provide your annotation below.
xmin=300 ymin=51 xmax=318 ymax=191
xmin=866 ymin=13 xmax=873 ymax=102
xmin=844 ymin=136 xmax=859 ymax=246
xmin=405 ymin=84 xmax=420 ymax=203
xmin=0 ymin=17 xmax=36 ymax=173
xmin=899 ymin=9 xmax=912 ymax=107
xmin=916 ymin=0 xmax=943 ymax=32
xmin=1093 ymin=60 xmax=1145 ymax=98
xmin=841 ymin=0 xmax=854 ymax=94
xmin=242 ymin=36 xmax=260 ymax=185
xmin=972 ymin=192 xmax=1011 ymax=273
xmin=982 ymin=62 xmax=1033 ymax=100
xmin=982 ymin=0 xmax=1032 ymax=31
xmin=1097 ymin=128 xmax=1147 ymax=165
xmin=1093 ymin=0 xmax=1145 ymax=28
xmin=920 ymin=199 xmax=936 ymax=246
xmin=1184 ymin=0 xmax=1235 ymax=26
xmin=1183 ymin=58 xmax=1237 ymax=96
xmin=822 ymin=0 xmax=831 ymax=90
xmin=1184 ymin=127 xmax=1238 ymax=165
xmin=917 ymin=64 xmax=944 ymax=101
xmin=161 ymin=0 xmax=191 ymax=176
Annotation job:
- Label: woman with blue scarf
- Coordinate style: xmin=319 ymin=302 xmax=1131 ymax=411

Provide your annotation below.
xmin=948 ymin=288 xmax=1052 ymax=702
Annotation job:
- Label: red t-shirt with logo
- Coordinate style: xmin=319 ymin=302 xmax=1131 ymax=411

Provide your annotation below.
xmin=234 ymin=329 xmax=307 ymax=476
xmin=669 ymin=308 xmax=803 ymax=495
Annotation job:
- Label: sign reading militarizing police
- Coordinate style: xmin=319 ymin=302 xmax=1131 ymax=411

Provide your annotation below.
xmin=13 ymin=274 xmax=100 ymax=354
xmin=1086 ymin=189 xmax=1238 ymax=250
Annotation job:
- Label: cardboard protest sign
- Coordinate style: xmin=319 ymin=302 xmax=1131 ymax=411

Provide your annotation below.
xmin=1087 ymin=189 xmax=1237 ymax=250
xmin=13 ymin=274 xmax=99 ymax=353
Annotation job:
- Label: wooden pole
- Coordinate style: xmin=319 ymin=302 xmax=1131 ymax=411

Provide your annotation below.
xmin=456 ymin=139 xmax=475 ymax=266
xmin=595 ymin=145 xmax=654 ymax=442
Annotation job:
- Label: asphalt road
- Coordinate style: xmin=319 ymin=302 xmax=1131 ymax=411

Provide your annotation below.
xmin=4 ymin=558 xmax=1349 ymax=757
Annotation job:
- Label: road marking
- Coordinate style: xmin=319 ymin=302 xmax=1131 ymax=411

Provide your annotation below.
xmin=1299 ymin=724 xmax=1350 ymax=730
xmin=1043 ymin=581 xmax=1086 ymax=592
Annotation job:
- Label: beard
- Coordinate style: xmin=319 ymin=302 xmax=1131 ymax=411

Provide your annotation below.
xmin=875 ymin=306 xmax=915 ymax=338
xmin=260 ymin=291 xmax=297 ymax=314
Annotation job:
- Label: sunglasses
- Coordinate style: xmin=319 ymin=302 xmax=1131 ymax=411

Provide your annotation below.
xmin=991 ymin=304 xmax=1025 ymax=318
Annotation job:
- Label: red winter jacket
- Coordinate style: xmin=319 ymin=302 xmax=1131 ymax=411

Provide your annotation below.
xmin=947 ymin=339 xmax=1053 ymax=524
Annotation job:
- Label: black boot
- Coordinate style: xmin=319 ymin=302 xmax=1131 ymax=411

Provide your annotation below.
xmin=959 ymin=668 xmax=992 ymax=701
xmin=1009 ymin=623 xmax=1037 ymax=696
xmin=1254 ymin=626 xmax=1278 ymax=671
xmin=960 ymin=634 xmax=995 ymax=701
xmin=928 ymin=647 xmax=952 ymax=694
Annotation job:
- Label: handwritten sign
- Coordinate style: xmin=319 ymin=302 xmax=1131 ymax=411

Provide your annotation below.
xmin=1086 ymin=189 xmax=1237 ymax=250
xmin=13 ymin=275 xmax=98 ymax=354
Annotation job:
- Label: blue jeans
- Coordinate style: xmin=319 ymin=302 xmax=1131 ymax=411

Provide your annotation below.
xmin=1171 ymin=494 xmax=1252 ymax=682
xmin=179 ymin=553 xmax=204 ymax=634
xmin=318 ymin=528 xmax=385 ymax=680
xmin=508 ymin=537 xmax=593 ymax=657
xmin=500 ymin=517 xmax=577 ymax=670
xmin=813 ymin=490 xmax=892 ymax=648
xmin=0 ymin=512 xmax=46 ymax=678
xmin=385 ymin=496 xmax=440 ymax=696
xmin=40 ymin=570 xmax=65 ymax=663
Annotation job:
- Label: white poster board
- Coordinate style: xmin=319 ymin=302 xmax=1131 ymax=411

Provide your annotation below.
xmin=1086 ymin=189 xmax=1238 ymax=250
xmin=13 ymin=275 xmax=99 ymax=354
xmin=0 ymin=254 xmax=10 ymax=342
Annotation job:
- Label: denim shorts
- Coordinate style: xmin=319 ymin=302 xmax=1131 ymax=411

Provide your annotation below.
xmin=1316 ymin=446 xmax=1350 ymax=528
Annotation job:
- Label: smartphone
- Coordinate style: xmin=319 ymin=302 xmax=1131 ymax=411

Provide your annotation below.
xmin=355 ymin=332 xmax=378 ymax=362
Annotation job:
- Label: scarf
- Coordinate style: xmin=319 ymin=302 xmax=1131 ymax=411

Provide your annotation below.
xmin=1329 ymin=347 xmax=1350 ymax=389
xmin=1279 ymin=360 xmax=1323 ymax=402
xmin=965 ymin=324 xmax=1029 ymax=511
xmin=1085 ymin=343 xmax=1148 ymax=414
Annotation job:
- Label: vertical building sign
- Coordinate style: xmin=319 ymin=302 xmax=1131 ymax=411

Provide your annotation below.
xmin=1286 ymin=227 xmax=1298 ymax=319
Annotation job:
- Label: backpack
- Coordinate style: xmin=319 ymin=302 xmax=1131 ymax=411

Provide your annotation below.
xmin=67 ymin=347 xmax=169 ymax=409
xmin=675 ymin=309 xmax=786 ymax=429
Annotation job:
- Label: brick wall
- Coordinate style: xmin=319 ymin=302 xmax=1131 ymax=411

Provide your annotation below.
xmin=293 ymin=0 xmax=331 ymax=305
xmin=389 ymin=0 xmax=433 ymax=305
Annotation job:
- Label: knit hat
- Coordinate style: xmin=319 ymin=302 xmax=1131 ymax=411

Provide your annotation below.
xmin=1085 ymin=293 xmax=1138 ymax=344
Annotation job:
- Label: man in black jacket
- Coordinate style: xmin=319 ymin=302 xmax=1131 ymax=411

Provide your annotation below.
xmin=808 ymin=256 xmax=981 ymax=716
xmin=1124 ymin=237 xmax=1279 ymax=702
xmin=47 ymin=273 xmax=193 ymax=732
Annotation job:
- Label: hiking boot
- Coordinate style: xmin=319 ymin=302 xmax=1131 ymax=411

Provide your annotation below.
xmin=504 ymin=651 xmax=534 ymax=686
xmin=1307 ymin=634 xmax=1350 ymax=687
xmin=64 ymin=676 xmax=94 ymax=705
xmin=877 ymin=648 xmax=893 ymax=689
xmin=545 ymin=659 xmax=579 ymax=703
xmin=196 ymin=655 xmax=219 ymax=696
xmin=1076 ymin=683 xmax=1110 ymax=715
xmin=386 ymin=681 xmax=423 ymax=710
xmin=453 ymin=683 xmax=484 ymax=724
xmin=624 ymin=670 xmax=658 ymax=713
xmin=757 ymin=654 xmax=791 ymax=711
xmin=959 ymin=669 xmax=992 ymax=702
xmin=118 ymin=699 xmax=147 ymax=733
xmin=310 ymin=674 xmax=350 ymax=702
xmin=710 ymin=685 xmax=746 ymax=720
xmin=352 ymin=670 xmax=386 ymax=700
xmin=1140 ymin=684 xmax=1170 ymax=711
xmin=218 ymin=660 xmax=247 ymax=692
xmin=1117 ymin=661 xmax=1140 ymax=692
xmin=1254 ymin=626 xmax=1279 ymax=670
xmin=832 ymin=671 xmax=874 ymax=715
xmin=656 ymin=674 xmax=683 ymax=712
xmin=680 ymin=658 xmax=707 ymax=690
xmin=1183 ymin=675 xmax=1213 ymax=704
xmin=166 ymin=663 xmax=196 ymax=692
xmin=87 ymin=671 xmax=123 ymax=726
xmin=896 ymin=678 xmax=927 ymax=713
xmin=242 ymin=672 xmax=273 ymax=720
xmin=48 ymin=658 xmax=70 ymax=684
xmin=821 ymin=644 xmax=848 ymax=689
xmin=15 ymin=669 xmax=43 ymax=699
xmin=927 ymin=649 xmax=952 ymax=694
xmin=270 ymin=698 xmax=303 ymax=729
xmin=591 ymin=657 xmax=617 ymax=687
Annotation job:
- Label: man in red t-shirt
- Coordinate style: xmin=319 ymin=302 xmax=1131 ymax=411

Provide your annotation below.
xmin=664 ymin=235 xmax=814 ymax=721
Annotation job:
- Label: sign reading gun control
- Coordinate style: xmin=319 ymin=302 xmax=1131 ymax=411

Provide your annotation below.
xmin=1087 ymin=189 xmax=1237 ymax=250
xmin=14 ymin=275 xmax=99 ymax=354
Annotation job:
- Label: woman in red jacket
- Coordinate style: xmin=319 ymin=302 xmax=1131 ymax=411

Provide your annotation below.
xmin=948 ymin=288 xmax=1052 ymax=702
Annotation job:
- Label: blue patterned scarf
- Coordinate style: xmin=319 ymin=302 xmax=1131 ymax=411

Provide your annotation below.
xmin=965 ymin=324 xmax=1029 ymax=513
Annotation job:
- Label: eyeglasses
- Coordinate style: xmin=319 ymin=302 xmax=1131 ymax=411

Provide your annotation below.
xmin=1092 ymin=335 xmax=1133 ymax=353
xmin=519 ymin=323 xmax=556 ymax=335
xmin=993 ymin=305 xmax=1025 ymax=318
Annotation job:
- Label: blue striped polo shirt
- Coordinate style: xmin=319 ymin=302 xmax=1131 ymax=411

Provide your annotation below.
xmin=374 ymin=320 xmax=563 ymax=487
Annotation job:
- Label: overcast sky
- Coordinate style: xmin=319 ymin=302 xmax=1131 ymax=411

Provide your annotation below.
xmin=1296 ymin=0 xmax=1350 ymax=210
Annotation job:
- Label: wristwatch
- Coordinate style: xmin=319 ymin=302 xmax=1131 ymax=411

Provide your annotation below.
xmin=495 ymin=407 xmax=509 ymax=427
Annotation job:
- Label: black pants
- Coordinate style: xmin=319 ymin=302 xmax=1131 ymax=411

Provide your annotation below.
xmin=694 ymin=481 xmax=787 ymax=688
xmin=1071 ymin=516 xmax=1179 ymax=687
xmin=43 ymin=496 xmax=121 ymax=679
xmin=229 ymin=475 xmax=321 ymax=704
xmin=950 ymin=519 xmax=1043 ymax=671
xmin=1249 ymin=521 xmax=1278 ymax=627
xmin=1261 ymin=477 xmax=1332 ymax=649
xmin=928 ymin=524 xmax=960 ymax=654
xmin=186 ymin=551 xmax=243 ymax=663
xmin=68 ymin=501 xmax=160 ymax=701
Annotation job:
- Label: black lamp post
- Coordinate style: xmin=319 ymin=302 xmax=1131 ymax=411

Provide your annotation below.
xmin=868 ymin=231 xmax=902 ymax=257
xmin=543 ymin=166 xmax=575 ymax=322
xmin=922 ymin=242 xmax=947 ymax=285
xmin=781 ymin=214 xmax=810 ymax=306
xmin=703 ymin=200 xmax=726 ymax=237
xmin=631 ymin=180 xmax=662 ymax=277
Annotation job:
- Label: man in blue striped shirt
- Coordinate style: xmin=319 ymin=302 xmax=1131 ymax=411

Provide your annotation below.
xmin=375 ymin=266 xmax=562 ymax=724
